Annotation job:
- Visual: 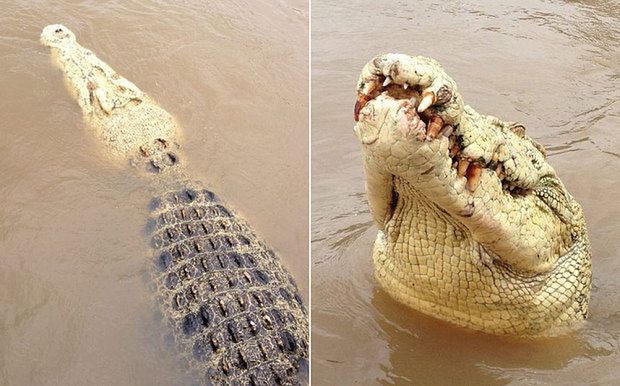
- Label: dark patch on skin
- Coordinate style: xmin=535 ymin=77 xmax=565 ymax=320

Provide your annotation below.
xmin=158 ymin=251 xmax=173 ymax=270
xmin=155 ymin=138 xmax=168 ymax=148
xmin=165 ymin=152 xmax=177 ymax=165
xmin=577 ymin=293 xmax=589 ymax=318
xmin=372 ymin=56 xmax=385 ymax=71
xmin=386 ymin=177 xmax=399 ymax=225
xmin=182 ymin=313 xmax=199 ymax=335
xmin=279 ymin=331 xmax=297 ymax=353
xmin=388 ymin=60 xmax=401 ymax=79
xmin=460 ymin=203 xmax=475 ymax=217
xmin=149 ymin=159 xmax=161 ymax=172
xmin=436 ymin=84 xmax=453 ymax=104
xmin=384 ymin=83 xmax=420 ymax=100
xmin=421 ymin=165 xmax=435 ymax=175
xmin=508 ymin=123 xmax=526 ymax=138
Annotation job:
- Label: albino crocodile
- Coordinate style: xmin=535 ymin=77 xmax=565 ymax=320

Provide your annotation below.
xmin=41 ymin=24 xmax=308 ymax=384
xmin=353 ymin=54 xmax=592 ymax=336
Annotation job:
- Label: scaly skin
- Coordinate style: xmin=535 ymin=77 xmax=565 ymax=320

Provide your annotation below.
xmin=41 ymin=24 xmax=308 ymax=384
xmin=40 ymin=24 xmax=181 ymax=172
xmin=353 ymin=54 xmax=591 ymax=336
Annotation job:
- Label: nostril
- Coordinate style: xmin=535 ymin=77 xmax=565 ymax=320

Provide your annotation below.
xmin=55 ymin=28 xmax=63 ymax=33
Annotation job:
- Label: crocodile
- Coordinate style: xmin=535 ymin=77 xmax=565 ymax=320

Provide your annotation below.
xmin=353 ymin=54 xmax=592 ymax=336
xmin=40 ymin=24 xmax=308 ymax=384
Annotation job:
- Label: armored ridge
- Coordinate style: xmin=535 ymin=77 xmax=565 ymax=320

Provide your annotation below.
xmin=150 ymin=188 xmax=308 ymax=384
xmin=40 ymin=24 xmax=308 ymax=384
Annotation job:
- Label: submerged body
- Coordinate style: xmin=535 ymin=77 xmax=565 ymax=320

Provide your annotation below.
xmin=41 ymin=24 xmax=308 ymax=384
xmin=354 ymin=54 xmax=591 ymax=335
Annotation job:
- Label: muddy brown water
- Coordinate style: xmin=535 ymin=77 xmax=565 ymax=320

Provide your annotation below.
xmin=0 ymin=1 xmax=307 ymax=384
xmin=312 ymin=0 xmax=619 ymax=385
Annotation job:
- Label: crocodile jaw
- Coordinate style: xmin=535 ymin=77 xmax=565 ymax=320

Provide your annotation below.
xmin=355 ymin=89 xmax=572 ymax=274
xmin=355 ymin=93 xmax=480 ymax=227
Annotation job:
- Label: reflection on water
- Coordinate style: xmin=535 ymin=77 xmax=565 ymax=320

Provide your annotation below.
xmin=0 ymin=0 xmax=307 ymax=384
xmin=312 ymin=0 xmax=620 ymax=384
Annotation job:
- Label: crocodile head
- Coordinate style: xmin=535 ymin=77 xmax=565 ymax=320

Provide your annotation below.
xmin=353 ymin=54 xmax=591 ymax=335
xmin=41 ymin=24 xmax=180 ymax=171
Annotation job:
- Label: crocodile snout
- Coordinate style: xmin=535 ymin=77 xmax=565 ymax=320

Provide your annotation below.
xmin=40 ymin=24 xmax=76 ymax=48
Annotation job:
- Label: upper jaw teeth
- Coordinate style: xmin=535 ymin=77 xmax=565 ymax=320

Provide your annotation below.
xmin=355 ymin=76 xmax=420 ymax=121
xmin=380 ymin=76 xmax=412 ymax=90
xmin=417 ymin=92 xmax=436 ymax=113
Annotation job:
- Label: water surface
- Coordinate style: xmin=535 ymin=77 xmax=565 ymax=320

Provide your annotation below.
xmin=312 ymin=0 xmax=619 ymax=384
xmin=0 ymin=1 xmax=308 ymax=384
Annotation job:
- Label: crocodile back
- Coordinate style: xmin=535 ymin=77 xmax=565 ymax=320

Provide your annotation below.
xmin=149 ymin=188 xmax=308 ymax=385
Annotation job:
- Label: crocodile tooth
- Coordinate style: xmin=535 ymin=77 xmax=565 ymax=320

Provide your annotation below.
xmin=427 ymin=116 xmax=444 ymax=139
xmin=383 ymin=76 xmax=392 ymax=86
xmin=441 ymin=124 xmax=454 ymax=137
xmin=403 ymin=82 xmax=409 ymax=90
xmin=466 ymin=164 xmax=483 ymax=192
xmin=449 ymin=134 xmax=456 ymax=149
xmin=495 ymin=162 xmax=504 ymax=177
xmin=450 ymin=142 xmax=460 ymax=157
xmin=417 ymin=91 xmax=436 ymax=113
xmin=458 ymin=159 xmax=470 ymax=177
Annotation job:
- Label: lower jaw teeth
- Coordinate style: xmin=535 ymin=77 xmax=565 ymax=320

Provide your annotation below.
xmin=441 ymin=125 xmax=454 ymax=137
xmin=465 ymin=164 xmax=482 ymax=192
xmin=457 ymin=159 xmax=470 ymax=177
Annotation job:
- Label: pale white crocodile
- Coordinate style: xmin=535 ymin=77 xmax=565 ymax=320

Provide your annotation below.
xmin=353 ymin=54 xmax=592 ymax=336
xmin=41 ymin=24 xmax=308 ymax=384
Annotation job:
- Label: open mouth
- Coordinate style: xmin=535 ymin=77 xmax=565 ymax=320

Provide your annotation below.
xmin=354 ymin=74 xmax=486 ymax=193
xmin=354 ymin=75 xmax=450 ymax=141
xmin=354 ymin=67 xmax=544 ymax=196
xmin=355 ymin=75 xmax=420 ymax=121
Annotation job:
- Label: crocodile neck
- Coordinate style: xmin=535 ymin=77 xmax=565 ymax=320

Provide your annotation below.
xmin=373 ymin=177 xmax=590 ymax=335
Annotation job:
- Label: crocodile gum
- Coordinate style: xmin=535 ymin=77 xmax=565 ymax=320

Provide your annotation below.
xmin=41 ymin=24 xmax=308 ymax=384
xmin=354 ymin=54 xmax=592 ymax=336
